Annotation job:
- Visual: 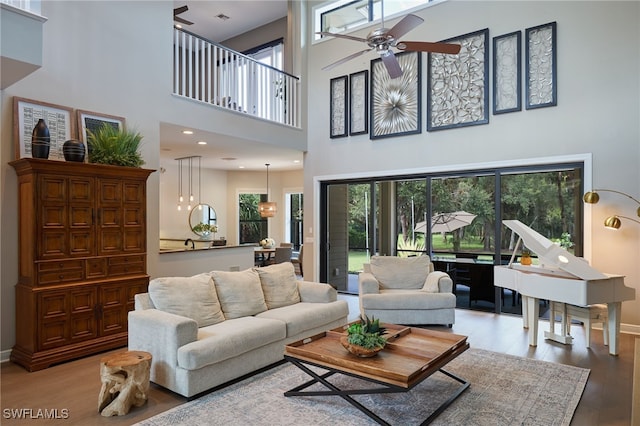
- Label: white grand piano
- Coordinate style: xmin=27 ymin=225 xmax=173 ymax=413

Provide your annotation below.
xmin=494 ymin=220 xmax=635 ymax=355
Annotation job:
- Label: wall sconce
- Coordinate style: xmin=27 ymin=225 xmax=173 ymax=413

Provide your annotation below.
xmin=258 ymin=163 xmax=277 ymax=218
xmin=583 ymin=188 xmax=640 ymax=229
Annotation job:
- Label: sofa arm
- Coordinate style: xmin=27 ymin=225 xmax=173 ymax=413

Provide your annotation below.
xmin=128 ymin=309 xmax=199 ymax=370
xmin=358 ymin=272 xmax=380 ymax=295
xmin=297 ymin=281 xmax=337 ymax=303
xmin=423 ymin=271 xmax=453 ymax=293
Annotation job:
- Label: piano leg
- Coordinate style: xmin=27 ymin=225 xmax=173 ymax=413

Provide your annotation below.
xmin=527 ymin=296 xmax=539 ymax=347
xmin=522 ymin=295 xmax=530 ymax=329
xmin=607 ymin=302 xmax=622 ymax=356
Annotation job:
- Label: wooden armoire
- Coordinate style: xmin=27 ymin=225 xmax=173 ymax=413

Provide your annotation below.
xmin=9 ymin=158 xmax=154 ymax=371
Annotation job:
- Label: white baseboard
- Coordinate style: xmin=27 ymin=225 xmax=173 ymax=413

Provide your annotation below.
xmin=1 ymin=349 xmax=12 ymax=363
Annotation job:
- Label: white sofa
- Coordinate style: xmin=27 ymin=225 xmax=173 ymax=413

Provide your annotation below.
xmin=358 ymin=255 xmax=456 ymax=327
xmin=128 ymin=262 xmax=348 ymax=398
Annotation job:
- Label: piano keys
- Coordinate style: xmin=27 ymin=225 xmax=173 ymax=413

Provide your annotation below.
xmin=494 ymin=220 xmax=636 ymax=355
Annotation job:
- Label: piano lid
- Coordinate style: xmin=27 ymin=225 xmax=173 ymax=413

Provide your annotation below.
xmin=503 ymin=220 xmax=607 ymax=281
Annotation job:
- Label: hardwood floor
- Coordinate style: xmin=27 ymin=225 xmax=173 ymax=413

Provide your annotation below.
xmin=1 ymin=295 xmax=635 ymax=426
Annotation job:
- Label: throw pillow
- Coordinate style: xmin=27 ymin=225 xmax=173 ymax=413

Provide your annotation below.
xmin=210 ymin=269 xmax=268 ymax=319
xmin=148 ymin=273 xmax=225 ymax=327
xmin=254 ymin=262 xmax=301 ymax=309
xmin=369 ymin=255 xmax=431 ymax=290
xmin=422 ymin=273 xmax=441 ymax=293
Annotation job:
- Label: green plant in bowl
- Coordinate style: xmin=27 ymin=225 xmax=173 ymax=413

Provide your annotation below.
xmin=87 ymin=124 xmax=144 ymax=167
xmin=340 ymin=315 xmax=387 ymax=357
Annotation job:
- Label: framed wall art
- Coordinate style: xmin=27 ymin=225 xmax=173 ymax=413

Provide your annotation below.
xmin=77 ymin=109 xmax=125 ymax=144
xmin=349 ymin=70 xmax=368 ymax=136
xmin=525 ymin=22 xmax=557 ymax=109
xmin=427 ymin=28 xmax=489 ymax=131
xmin=13 ymin=97 xmax=76 ymax=161
xmin=493 ymin=31 xmax=522 ymax=114
xmin=329 ymin=75 xmax=348 ymax=138
xmin=370 ymin=51 xmax=421 ymax=140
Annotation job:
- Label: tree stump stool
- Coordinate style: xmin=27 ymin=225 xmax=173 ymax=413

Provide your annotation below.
xmin=98 ymin=351 xmax=152 ymax=417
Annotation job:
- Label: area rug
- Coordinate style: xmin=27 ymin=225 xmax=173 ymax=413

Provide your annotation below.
xmin=135 ymin=348 xmax=589 ymax=426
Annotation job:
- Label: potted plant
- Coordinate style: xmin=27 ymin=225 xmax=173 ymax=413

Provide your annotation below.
xmin=87 ymin=124 xmax=145 ymax=167
xmin=340 ymin=315 xmax=387 ymax=357
xmin=520 ymin=248 xmax=532 ymax=265
xmin=193 ymin=222 xmax=217 ymax=237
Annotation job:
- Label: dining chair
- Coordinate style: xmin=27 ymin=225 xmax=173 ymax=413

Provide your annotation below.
xmin=272 ymin=247 xmax=293 ymax=264
xmin=291 ymin=244 xmax=303 ymax=276
xmin=279 ymin=242 xmax=293 ymax=248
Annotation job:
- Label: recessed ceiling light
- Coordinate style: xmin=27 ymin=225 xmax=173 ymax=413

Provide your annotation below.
xmin=197 ymin=141 xmax=207 ymax=145
xmin=182 ymin=130 xmax=193 ymax=135
xmin=293 ymin=160 xmax=300 ymax=163
xmin=238 ymin=165 xmax=245 ymax=169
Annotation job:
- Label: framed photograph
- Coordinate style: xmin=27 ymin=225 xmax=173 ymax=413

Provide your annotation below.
xmin=13 ymin=97 xmax=76 ymax=160
xmin=427 ymin=28 xmax=489 ymax=131
xmin=370 ymin=51 xmax=421 ymax=140
xmin=349 ymin=70 xmax=368 ymax=136
xmin=526 ymin=22 xmax=557 ymax=109
xmin=77 ymin=109 xmax=125 ymax=144
xmin=493 ymin=31 xmax=522 ymax=114
xmin=329 ymin=75 xmax=348 ymax=138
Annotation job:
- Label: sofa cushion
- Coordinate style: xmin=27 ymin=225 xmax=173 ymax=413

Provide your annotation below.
xmin=254 ymin=262 xmax=301 ymax=309
xmin=256 ymin=301 xmax=348 ymax=338
xmin=369 ymin=255 xmax=431 ymax=290
xmin=177 ymin=316 xmax=286 ymax=370
xmin=211 ymin=269 xmax=267 ymax=319
xmin=148 ymin=273 xmax=225 ymax=327
xmin=361 ymin=291 xmax=456 ymax=310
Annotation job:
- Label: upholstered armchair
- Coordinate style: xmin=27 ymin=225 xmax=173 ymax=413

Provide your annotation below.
xmin=358 ymin=255 xmax=456 ymax=327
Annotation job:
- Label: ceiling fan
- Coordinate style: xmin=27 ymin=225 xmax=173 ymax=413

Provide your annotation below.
xmin=318 ymin=5 xmax=460 ymax=79
xmin=174 ymin=5 xmax=194 ymax=26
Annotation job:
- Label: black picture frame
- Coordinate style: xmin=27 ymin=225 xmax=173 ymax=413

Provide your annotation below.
xmin=525 ymin=22 xmax=557 ymax=109
xmin=370 ymin=51 xmax=422 ymax=140
xmin=329 ymin=75 xmax=348 ymax=138
xmin=493 ymin=31 xmax=522 ymax=114
xmin=349 ymin=70 xmax=368 ymax=136
xmin=427 ymin=28 xmax=489 ymax=131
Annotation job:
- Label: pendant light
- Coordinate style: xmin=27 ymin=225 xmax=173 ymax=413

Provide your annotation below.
xmin=176 ymin=155 xmax=202 ymax=212
xmin=258 ymin=163 xmax=277 ymax=217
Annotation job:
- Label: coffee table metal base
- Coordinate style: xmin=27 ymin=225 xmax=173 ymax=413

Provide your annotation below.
xmin=284 ymin=356 xmax=470 ymax=426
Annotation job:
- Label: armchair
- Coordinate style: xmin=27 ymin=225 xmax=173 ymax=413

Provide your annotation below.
xmin=358 ymin=255 xmax=456 ymax=327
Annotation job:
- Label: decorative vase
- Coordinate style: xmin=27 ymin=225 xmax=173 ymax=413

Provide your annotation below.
xmin=340 ymin=336 xmax=384 ymax=358
xmin=31 ymin=119 xmax=50 ymax=159
xmin=63 ymin=139 xmax=86 ymax=162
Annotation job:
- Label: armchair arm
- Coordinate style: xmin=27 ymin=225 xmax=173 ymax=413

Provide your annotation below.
xmin=359 ymin=272 xmax=380 ymax=295
xmin=297 ymin=281 xmax=337 ymax=303
xmin=128 ymin=309 xmax=198 ymax=372
xmin=423 ymin=271 xmax=453 ymax=293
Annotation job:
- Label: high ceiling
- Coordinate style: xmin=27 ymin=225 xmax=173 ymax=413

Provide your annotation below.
xmin=167 ymin=1 xmax=297 ymax=171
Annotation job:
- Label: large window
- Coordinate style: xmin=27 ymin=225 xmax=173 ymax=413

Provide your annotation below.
xmin=314 ymin=0 xmax=440 ymax=41
xmin=238 ymin=193 xmax=268 ymax=244
xmin=321 ymin=162 xmax=584 ymax=311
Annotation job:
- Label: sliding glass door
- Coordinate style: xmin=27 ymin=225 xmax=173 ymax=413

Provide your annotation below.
xmin=320 ymin=161 xmax=584 ymax=312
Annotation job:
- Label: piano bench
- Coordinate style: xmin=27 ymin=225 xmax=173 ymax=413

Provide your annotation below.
xmin=565 ymin=304 xmax=609 ymax=348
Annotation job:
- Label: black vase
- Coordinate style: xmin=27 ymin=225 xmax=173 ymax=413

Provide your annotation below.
xmin=31 ymin=119 xmax=50 ymax=159
xmin=63 ymin=139 xmax=86 ymax=162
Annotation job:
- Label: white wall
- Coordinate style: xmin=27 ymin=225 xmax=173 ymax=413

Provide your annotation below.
xmin=303 ymin=1 xmax=640 ymax=328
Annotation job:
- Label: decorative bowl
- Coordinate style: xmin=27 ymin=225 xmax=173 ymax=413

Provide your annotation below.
xmin=340 ymin=336 xmax=384 ymax=358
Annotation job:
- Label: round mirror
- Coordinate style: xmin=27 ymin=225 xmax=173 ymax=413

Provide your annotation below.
xmin=189 ymin=204 xmax=217 ymax=238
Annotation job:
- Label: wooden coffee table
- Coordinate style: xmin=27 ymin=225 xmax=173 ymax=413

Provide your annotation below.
xmin=284 ymin=323 xmax=469 ymax=425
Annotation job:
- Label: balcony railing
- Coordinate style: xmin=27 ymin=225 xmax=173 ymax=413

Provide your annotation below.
xmin=173 ymin=28 xmax=300 ymax=128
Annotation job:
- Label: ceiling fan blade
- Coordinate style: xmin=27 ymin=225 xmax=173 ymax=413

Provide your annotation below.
xmin=380 ymin=51 xmax=403 ymax=79
xmin=316 ymin=32 xmax=368 ymax=43
xmin=322 ymin=49 xmax=372 ymax=71
xmin=174 ymin=5 xmax=188 ymax=15
xmin=397 ymin=41 xmax=461 ymax=55
xmin=387 ymin=14 xmax=424 ymax=40
xmin=174 ymin=16 xmax=194 ymax=25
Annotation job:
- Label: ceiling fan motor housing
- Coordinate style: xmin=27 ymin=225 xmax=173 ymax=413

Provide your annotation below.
xmin=367 ymin=28 xmax=396 ymax=51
